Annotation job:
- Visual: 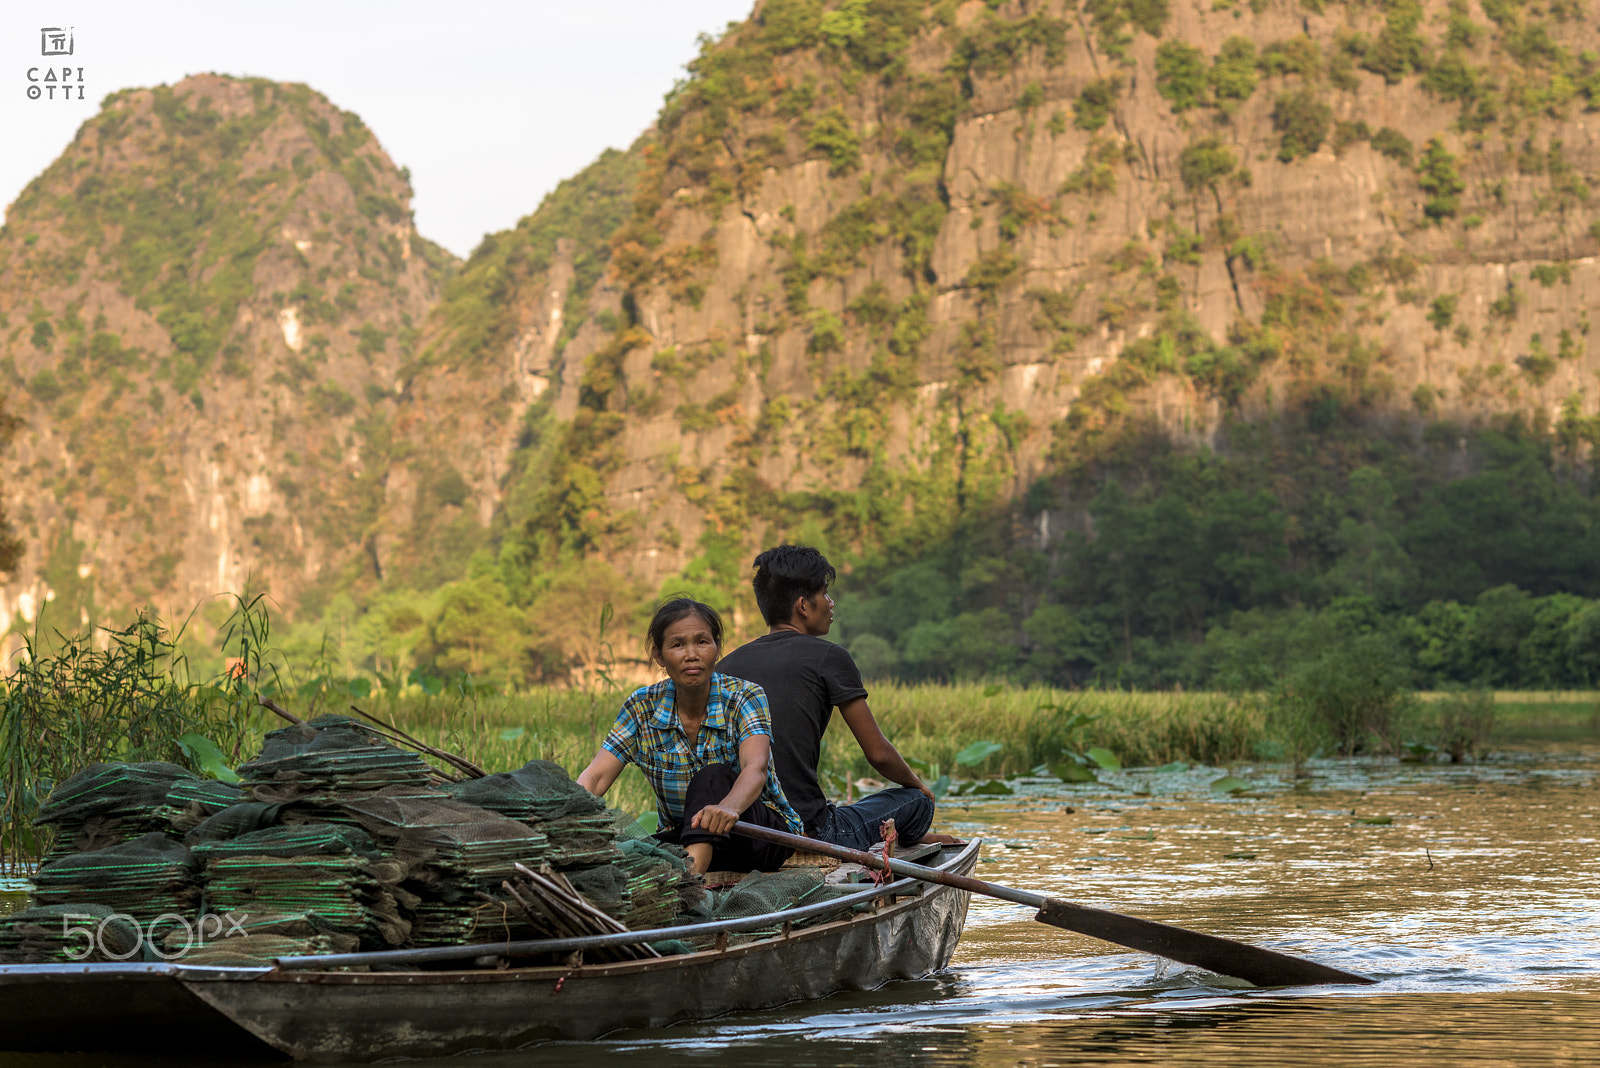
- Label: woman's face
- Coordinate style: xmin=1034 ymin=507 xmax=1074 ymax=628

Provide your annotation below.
xmin=654 ymin=614 xmax=720 ymax=689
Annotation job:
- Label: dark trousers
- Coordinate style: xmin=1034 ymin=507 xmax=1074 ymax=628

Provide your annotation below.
xmin=810 ymin=787 xmax=935 ymax=851
xmin=652 ymin=763 xmax=794 ymax=872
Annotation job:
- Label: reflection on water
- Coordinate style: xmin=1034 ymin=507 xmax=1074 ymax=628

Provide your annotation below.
xmin=0 ymin=880 xmax=27 ymax=919
xmin=4 ymin=743 xmax=1598 ymax=1067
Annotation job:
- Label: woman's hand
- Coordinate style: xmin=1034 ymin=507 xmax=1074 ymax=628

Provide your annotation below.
xmin=687 ymin=733 xmax=772 ymax=836
xmin=689 ymin=803 xmax=742 ymax=835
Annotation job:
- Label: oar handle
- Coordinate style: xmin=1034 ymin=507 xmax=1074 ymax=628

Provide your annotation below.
xmin=730 ymin=821 xmax=1045 ymax=908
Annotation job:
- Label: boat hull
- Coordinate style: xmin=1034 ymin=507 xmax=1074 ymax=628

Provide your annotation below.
xmin=0 ymin=962 xmax=279 ymax=1054
xmin=1 ymin=841 xmax=977 ymax=1061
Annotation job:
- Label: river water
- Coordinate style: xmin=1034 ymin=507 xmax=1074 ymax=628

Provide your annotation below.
xmin=3 ymin=742 xmax=1597 ymax=1066
xmin=487 ymin=741 xmax=1600 ymax=1068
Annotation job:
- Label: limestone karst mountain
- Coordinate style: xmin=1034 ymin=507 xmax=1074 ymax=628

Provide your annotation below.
xmin=3 ymin=1 xmax=1598 ymax=682
xmin=0 ymin=74 xmax=453 ymax=652
xmin=387 ymin=0 xmax=1599 ymax=678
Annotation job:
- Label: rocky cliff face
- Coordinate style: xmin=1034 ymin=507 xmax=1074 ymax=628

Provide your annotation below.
xmin=0 ymin=74 xmax=453 ymax=653
xmin=396 ymin=0 xmax=1600 ymax=621
xmin=5 ymin=1 xmax=1599 ymax=675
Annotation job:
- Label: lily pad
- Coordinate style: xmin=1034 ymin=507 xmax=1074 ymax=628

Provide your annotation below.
xmin=1154 ymin=761 xmax=1189 ymax=774
xmin=1082 ymin=827 xmax=1111 ymax=835
xmin=1051 ymin=762 xmax=1097 ymax=783
xmin=954 ymin=741 xmax=1003 ymax=766
xmin=409 ymin=672 xmax=444 ymax=696
xmin=1210 ymin=776 xmax=1251 ymax=794
xmin=930 ymin=775 xmax=951 ymax=800
xmin=1355 ymin=815 xmax=1393 ymax=825
xmin=1400 ymin=743 xmax=1437 ymax=764
xmin=176 ymin=733 xmax=241 ymax=784
xmin=1085 ymin=747 xmax=1121 ymax=771
xmin=968 ymin=779 xmax=1014 ymax=796
xmin=1223 ymin=851 xmax=1258 ymax=860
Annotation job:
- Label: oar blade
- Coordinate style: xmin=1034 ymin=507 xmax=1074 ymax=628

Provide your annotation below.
xmin=1036 ymin=898 xmax=1374 ymax=987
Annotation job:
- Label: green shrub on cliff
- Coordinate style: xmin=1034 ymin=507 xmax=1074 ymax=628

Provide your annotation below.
xmin=1156 ymin=41 xmax=1209 ymax=111
xmin=1418 ymin=137 xmax=1465 ymax=221
xmin=1209 ymin=36 xmax=1260 ymax=105
xmin=1074 ymin=77 xmax=1121 ymax=132
xmin=1355 ymin=0 xmax=1433 ymax=84
xmin=1272 ymin=89 xmax=1332 ymax=161
xmin=1178 ymin=136 xmax=1237 ymax=194
xmin=1258 ymin=35 xmax=1321 ymax=78
xmin=806 ymin=108 xmax=862 ymax=174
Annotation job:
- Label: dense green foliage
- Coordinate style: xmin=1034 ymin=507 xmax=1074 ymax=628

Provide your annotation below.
xmin=829 ymin=412 xmax=1600 ymax=692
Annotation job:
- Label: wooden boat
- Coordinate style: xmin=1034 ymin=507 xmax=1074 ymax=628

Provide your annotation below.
xmin=0 ymin=839 xmax=978 ymax=1061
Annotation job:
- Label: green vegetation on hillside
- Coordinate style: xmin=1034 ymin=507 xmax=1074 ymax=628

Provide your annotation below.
xmin=829 ymin=409 xmax=1600 ymax=691
xmin=335 ymin=0 xmax=1600 ymax=693
xmin=423 ymin=146 xmax=643 ymax=372
xmin=7 ymin=80 xmax=418 ymax=395
xmin=11 ymin=2 xmax=1600 ymax=700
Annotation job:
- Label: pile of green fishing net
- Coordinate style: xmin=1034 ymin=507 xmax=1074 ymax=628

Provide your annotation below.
xmin=32 ymin=762 xmax=240 ymax=862
xmin=1 ymin=716 xmax=865 ymax=967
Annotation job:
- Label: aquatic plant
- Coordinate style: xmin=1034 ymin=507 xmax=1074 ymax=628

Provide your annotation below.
xmin=1266 ymin=633 xmax=1420 ymax=765
xmin=1431 ymin=687 xmax=1496 ymax=761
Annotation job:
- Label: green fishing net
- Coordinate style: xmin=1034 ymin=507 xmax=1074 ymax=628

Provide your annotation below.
xmin=445 ymin=762 xmax=618 ymax=869
xmin=190 ymin=822 xmax=380 ymax=860
xmin=33 ymin=762 xmax=241 ymax=860
xmin=446 ymin=760 xmax=606 ymax=822
xmin=240 ymin=717 xmax=434 ymax=784
xmin=22 ymin=720 xmax=847 ymax=963
xmin=31 ymin=831 xmax=199 ymax=918
xmin=0 ymin=904 xmax=140 ymax=963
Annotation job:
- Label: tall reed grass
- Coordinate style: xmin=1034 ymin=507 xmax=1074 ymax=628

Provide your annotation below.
xmin=0 ymin=613 xmax=256 ymax=870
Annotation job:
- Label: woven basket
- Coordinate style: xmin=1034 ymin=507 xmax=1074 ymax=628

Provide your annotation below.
xmin=780 ymin=851 xmax=841 ymax=872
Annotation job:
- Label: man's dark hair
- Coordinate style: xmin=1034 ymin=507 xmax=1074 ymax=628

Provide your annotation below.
xmin=646 ymin=597 xmax=724 ymax=656
xmin=751 ymin=545 xmax=836 ymax=626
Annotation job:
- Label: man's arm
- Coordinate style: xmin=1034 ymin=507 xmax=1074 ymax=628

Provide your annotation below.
xmin=837 ymin=697 xmax=935 ymax=803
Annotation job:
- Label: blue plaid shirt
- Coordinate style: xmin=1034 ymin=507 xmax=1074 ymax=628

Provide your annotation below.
xmin=602 ymin=673 xmax=803 ymax=835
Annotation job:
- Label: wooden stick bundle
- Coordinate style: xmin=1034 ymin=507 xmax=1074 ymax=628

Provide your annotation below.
xmin=253 ymin=696 xmax=487 ymax=784
xmin=498 ymin=862 xmax=659 ymax=963
xmin=347 ymin=704 xmax=489 ymax=781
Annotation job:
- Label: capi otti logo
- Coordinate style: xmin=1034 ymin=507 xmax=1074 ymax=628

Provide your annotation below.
xmin=27 ymin=25 xmax=85 ymax=102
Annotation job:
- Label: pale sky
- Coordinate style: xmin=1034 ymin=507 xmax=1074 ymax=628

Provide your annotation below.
xmin=1 ymin=1 xmax=757 ymax=258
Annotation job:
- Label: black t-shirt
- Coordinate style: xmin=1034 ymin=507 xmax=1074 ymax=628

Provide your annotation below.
xmin=717 ymin=631 xmax=867 ymax=832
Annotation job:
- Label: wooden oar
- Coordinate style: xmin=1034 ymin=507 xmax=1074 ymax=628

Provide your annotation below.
xmin=732 ymin=821 xmax=1374 ymax=988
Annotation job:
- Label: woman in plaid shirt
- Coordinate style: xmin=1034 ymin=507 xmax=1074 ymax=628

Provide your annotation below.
xmin=577 ymin=598 xmax=801 ymax=874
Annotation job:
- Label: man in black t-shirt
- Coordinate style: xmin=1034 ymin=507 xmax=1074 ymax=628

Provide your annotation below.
xmin=718 ymin=545 xmax=955 ymax=850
